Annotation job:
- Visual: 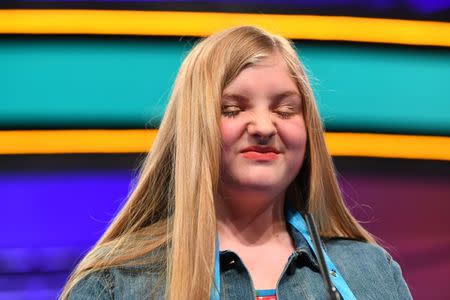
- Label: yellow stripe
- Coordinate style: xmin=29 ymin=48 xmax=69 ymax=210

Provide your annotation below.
xmin=0 ymin=129 xmax=157 ymax=154
xmin=0 ymin=130 xmax=449 ymax=161
xmin=325 ymin=132 xmax=450 ymax=161
xmin=1 ymin=9 xmax=450 ymax=47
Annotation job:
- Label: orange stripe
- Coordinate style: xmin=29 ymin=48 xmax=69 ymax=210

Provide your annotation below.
xmin=325 ymin=132 xmax=450 ymax=161
xmin=0 ymin=129 xmax=157 ymax=154
xmin=1 ymin=10 xmax=450 ymax=47
xmin=0 ymin=129 xmax=448 ymax=161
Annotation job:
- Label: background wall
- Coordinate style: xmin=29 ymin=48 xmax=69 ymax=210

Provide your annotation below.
xmin=1 ymin=1 xmax=449 ymax=299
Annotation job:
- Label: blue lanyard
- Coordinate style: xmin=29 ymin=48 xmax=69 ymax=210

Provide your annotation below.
xmin=212 ymin=238 xmax=221 ymax=300
xmin=285 ymin=207 xmax=357 ymax=300
xmin=211 ymin=207 xmax=356 ymax=300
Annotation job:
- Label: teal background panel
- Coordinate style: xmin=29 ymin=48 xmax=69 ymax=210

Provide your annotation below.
xmin=1 ymin=36 xmax=449 ymax=134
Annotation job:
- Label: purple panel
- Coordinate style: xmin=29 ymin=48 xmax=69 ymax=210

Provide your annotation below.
xmin=4 ymin=0 xmax=449 ymax=23
xmin=8 ymin=0 xmax=450 ymax=16
xmin=409 ymin=0 xmax=450 ymax=13
xmin=1 ymin=170 xmax=133 ymax=248
xmin=0 ymin=168 xmax=136 ymax=298
xmin=340 ymin=171 xmax=450 ymax=299
xmin=0 ymin=156 xmax=449 ymax=299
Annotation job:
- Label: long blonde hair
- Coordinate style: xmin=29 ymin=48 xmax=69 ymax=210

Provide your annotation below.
xmin=60 ymin=25 xmax=375 ymax=300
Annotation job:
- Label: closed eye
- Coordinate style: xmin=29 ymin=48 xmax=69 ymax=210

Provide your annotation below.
xmin=221 ymin=105 xmax=242 ymax=118
xmin=274 ymin=104 xmax=298 ymax=119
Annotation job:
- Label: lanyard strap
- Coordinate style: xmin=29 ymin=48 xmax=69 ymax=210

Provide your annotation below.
xmin=285 ymin=207 xmax=357 ymax=300
xmin=212 ymin=238 xmax=221 ymax=300
xmin=211 ymin=207 xmax=357 ymax=300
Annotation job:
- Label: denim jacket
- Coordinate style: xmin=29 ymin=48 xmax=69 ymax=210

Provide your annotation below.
xmin=68 ymin=225 xmax=412 ymax=300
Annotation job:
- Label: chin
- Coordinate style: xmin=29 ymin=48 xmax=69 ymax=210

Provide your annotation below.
xmin=236 ymin=175 xmax=282 ymax=190
xmin=221 ymin=166 xmax=293 ymax=192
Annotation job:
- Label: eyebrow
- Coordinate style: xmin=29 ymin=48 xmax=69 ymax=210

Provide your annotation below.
xmin=273 ymin=91 xmax=301 ymax=101
xmin=221 ymin=91 xmax=301 ymax=104
xmin=221 ymin=93 xmax=249 ymax=103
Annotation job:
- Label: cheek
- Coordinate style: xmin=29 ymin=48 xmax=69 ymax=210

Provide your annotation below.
xmin=279 ymin=118 xmax=307 ymax=149
xmin=287 ymin=129 xmax=307 ymax=151
xmin=279 ymin=120 xmax=308 ymax=171
xmin=220 ymin=119 xmax=245 ymax=152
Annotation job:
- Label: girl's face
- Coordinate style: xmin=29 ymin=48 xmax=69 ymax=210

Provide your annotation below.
xmin=219 ymin=52 xmax=307 ymax=196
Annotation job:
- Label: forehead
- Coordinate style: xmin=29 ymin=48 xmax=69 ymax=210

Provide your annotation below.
xmin=223 ymin=53 xmax=299 ymax=95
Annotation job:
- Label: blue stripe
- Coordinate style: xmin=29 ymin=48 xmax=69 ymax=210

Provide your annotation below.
xmin=256 ymin=289 xmax=277 ymax=296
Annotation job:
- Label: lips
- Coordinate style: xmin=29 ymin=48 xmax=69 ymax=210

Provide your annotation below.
xmin=240 ymin=146 xmax=280 ymax=161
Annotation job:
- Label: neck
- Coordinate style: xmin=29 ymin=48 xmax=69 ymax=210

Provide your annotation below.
xmin=216 ymin=189 xmax=288 ymax=247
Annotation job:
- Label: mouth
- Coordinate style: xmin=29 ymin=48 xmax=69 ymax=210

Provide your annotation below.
xmin=240 ymin=146 xmax=280 ymax=161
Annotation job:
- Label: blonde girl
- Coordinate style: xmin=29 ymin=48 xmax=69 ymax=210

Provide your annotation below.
xmin=61 ymin=25 xmax=411 ymax=300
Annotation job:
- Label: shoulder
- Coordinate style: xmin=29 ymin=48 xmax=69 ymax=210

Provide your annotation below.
xmin=68 ymin=264 xmax=165 ymax=300
xmin=324 ymin=238 xmax=412 ymax=300
xmin=67 ymin=269 xmax=114 ymax=300
xmin=324 ymin=238 xmax=393 ymax=280
xmin=325 ymin=238 xmax=404 ymax=276
xmin=325 ymin=238 xmax=389 ymax=264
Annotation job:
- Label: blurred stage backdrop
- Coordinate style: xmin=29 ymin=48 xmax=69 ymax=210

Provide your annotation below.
xmin=1 ymin=0 xmax=450 ymax=299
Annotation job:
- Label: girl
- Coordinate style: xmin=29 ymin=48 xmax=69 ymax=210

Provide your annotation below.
xmin=61 ymin=25 xmax=411 ymax=300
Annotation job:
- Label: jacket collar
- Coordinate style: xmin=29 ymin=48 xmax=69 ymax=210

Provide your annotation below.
xmin=287 ymin=222 xmax=320 ymax=271
xmin=218 ymin=222 xmax=320 ymax=272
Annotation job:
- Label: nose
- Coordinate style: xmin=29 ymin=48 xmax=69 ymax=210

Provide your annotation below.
xmin=247 ymin=110 xmax=277 ymax=142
